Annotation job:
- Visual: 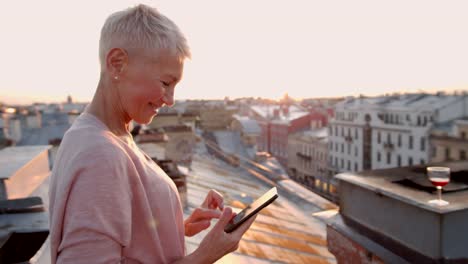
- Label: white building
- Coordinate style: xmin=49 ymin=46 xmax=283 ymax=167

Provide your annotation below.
xmin=328 ymin=93 xmax=468 ymax=174
xmin=62 ymin=103 xmax=87 ymax=114
xmin=430 ymin=118 xmax=468 ymax=163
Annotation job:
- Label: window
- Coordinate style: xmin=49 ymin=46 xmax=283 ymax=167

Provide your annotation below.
xmin=387 ymin=133 xmax=391 ymax=143
xmin=387 ymin=152 xmax=391 ymax=164
xmin=341 ymin=143 xmax=344 ymax=153
xmin=315 ymin=179 xmax=321 ymax=188
xmin=462 ymin=132 xmax=466 ymax=139
xmin=461 ymin=150 xmax=467 ymax=160
xmin=398 ymin=134 xmax=402 ymax=147
xmin=347 ymin=160 xmax=351 ymax=171
xmin=445 ymin=147 xmax=450 ymax=160
xmin=335 ymin=157 xmax=338 ymax=166
xmin=355 ymin=128 xmax=358 ymax=139
xmin=335 ymin=126 xmax=338 ymax=136
xmin=354 ymin=163 xmax=358 ymax=171
xmin=420 ymin=159 xmax=425 ymax=165
xmin=341 ymin=159 xmax=344 ymax=169
xmin=341 ymin=127 xmax=344 ymax=137
xmin=347 ymin=144 xmax=351 ymax=154
xmin=417 ymin=116 xmax=421 ymax=126
xmin=377 ymin=152 xmax=381 ymax=162
xmin=420 ymin=137 xmax=425 ymax=151
xmin=377 ymin=131 xmax=381 ymax=143
xmin=397 ymin=155 xmax=401 ymax=167
xmin=409 ymin=135 xmax=413 ymax=149
xmin=408 ymin=157 xmax=413 ymax=166
xmin=355 ymin=146 xmax=358 ymax=156
xmin=335 ymin=143 xmax=338 ymax=152
xmin=348 ymin=128 xmax=351 ymax=137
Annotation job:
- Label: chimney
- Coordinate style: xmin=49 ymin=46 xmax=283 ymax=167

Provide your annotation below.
xmin=282 ymin=105 xmax=289 ymax=116
xmin=273 ymin=109 xmax=280 ymax=119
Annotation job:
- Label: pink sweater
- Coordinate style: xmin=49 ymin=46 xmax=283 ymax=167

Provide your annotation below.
xmin=49 ymin=113 xmax=185 ymax=263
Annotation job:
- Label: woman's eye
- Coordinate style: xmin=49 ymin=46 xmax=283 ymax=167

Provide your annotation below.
xmin=161 ymin=81 xmax=170 ymax=87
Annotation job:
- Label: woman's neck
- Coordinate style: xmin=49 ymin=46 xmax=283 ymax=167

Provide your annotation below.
xmin=86 ymin=78 xmax=130 ymax=137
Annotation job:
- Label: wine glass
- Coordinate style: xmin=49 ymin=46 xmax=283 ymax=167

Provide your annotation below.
xmin=427 ymin=166 xmax=450 ymax=206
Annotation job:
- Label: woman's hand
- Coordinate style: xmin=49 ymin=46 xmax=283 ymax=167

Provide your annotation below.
xmin=191 ymin=207 xmax=257 ymax=264
xmin=184 ymin=190 xmax=225 ymax=237
xmin=201 ymin=189 xmax=224 ymax=210
xmin=184 ymin=208 xmax=221 ymax=237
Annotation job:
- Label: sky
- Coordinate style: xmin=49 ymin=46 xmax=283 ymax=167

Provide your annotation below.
xmin=1 ymin=0 xmax=468 ymax=105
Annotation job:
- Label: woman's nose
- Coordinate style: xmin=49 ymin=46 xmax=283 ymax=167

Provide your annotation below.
xmin=162 ymin=88 xmax=174 ymax=107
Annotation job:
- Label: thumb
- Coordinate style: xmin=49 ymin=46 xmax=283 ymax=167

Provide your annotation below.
xmin=214 ymin=207 xmax=233 ymax=232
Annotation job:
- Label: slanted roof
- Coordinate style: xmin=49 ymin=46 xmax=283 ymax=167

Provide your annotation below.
xmin=233 ymin=115 xmax=261 ymax=134
xmin=251 ymin=105 xmax=309 ymax=123
xmin=176 ymin=153 xmax=336 ymax=263
xmin=336 ymin=94 xmax=463 ymax=113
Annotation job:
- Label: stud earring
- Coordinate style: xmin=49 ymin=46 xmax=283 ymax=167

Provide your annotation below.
xmin=114 ymin=76 xmax=119 ymax=80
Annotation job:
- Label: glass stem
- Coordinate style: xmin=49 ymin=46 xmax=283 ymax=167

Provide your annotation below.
xmin=437 ymin=186 xmax=442 ymax=201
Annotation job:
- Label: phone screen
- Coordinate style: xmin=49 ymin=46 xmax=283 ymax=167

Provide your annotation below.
xmin=224 ymin=187 xmax=278 ymax=233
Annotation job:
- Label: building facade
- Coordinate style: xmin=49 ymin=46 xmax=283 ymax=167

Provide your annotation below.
xmin=328 ymin=94 xmax=468 ymax=175
xmin=288 ymin=127 xmax=335 ymax=200
xmin=249 ymin=104 xmax=322 ymax=168
xmin=431 ymin=118 xmax=468 ymax=162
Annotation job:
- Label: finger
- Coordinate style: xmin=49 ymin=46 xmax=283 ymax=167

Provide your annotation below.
xmin=206 ymin=189 xmax=224 ymax=210
xmin=192 ymin=208 xmax=222 ymax=221
xmin=186 ymin=220 xmax=211 ymax=236
xmin=211 ymin=190 xmax=224 ymax=209
xmin=213 ymin=207 xmax=232 ymax=232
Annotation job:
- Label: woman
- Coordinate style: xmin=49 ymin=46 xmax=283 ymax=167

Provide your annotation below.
xmin=48 ymin=4 xmax=255 ymax=263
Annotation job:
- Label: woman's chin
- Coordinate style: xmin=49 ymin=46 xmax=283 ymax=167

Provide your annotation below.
xmin=133 ymin=114 xmax=156 ymax=125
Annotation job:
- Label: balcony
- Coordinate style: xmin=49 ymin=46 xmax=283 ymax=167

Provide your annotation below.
xmin=344 ymin=135 xmax=353 ymax=143
xmin=383 ymin=142 xmax=394 ymax=151
xmin=296 ymin=151 xmax=312 ymax=160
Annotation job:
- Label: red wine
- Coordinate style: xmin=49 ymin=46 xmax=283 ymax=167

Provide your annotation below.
xmin=430 ymin=178 xmax=449 ymax=187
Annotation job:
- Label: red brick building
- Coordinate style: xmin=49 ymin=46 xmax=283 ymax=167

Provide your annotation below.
xmin=252 ymin=104 xmax=329 ymax=168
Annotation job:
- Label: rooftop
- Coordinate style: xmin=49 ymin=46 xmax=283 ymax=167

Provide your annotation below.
xmin=0 ymin=136 xmax=337 ymax=263
xmin=337 ymin=93 xmax=465 ymax=112
xmin=0 ymin=146 xmax=51 ymax=180
xmin=250 ymin=105 xmax=309 ymax=123
xmin=232 ymin=115 xmax=261 ymax=135
xmin=178 ymin=153 xmax=337 ymax=263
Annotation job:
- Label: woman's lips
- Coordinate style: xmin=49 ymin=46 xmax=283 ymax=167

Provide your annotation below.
xmin=149 ymin=102 xmax=160 ymax=113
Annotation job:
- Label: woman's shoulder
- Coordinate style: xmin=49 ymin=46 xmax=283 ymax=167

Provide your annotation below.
xmin=58 ymin=124 xmax=131 ymax=169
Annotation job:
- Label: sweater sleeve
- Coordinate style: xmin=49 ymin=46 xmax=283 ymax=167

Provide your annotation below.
xmin=56 ymin=147 xmax=133 ymax=264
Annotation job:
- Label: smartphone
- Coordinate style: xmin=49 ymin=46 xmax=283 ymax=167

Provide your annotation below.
xmin=224 ymin=187 xmax=279 ymax=233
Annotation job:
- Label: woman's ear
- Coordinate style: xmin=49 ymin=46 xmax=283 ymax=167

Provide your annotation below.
xmin=106 ymin=48 xmax=128 ymax=77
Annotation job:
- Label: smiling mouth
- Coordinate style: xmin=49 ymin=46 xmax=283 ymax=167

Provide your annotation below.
xmin=149 ymin=102 xmax=160 ymax=113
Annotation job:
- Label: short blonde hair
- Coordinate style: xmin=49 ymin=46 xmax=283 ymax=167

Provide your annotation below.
xmin=99 ymin=4 xmax=191 ymax=69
